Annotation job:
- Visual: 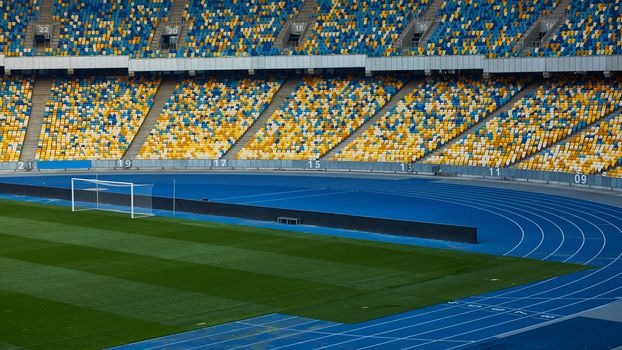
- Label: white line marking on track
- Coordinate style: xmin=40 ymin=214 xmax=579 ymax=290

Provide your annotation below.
xmin=240 ymin=190 xmax=356 ymax=204
xmin=212 ymin=188 xmax=324 ymax=201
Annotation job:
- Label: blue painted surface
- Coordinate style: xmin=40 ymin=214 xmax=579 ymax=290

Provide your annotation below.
xmin=1 ymin=172 xmax=622 ymax=349
xmin=36 ymin=160 xmax=92 ymax=169
xmin=486 ymin=317 xmax=622 ymax=350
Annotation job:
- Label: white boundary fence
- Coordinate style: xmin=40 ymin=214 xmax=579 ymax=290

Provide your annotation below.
xmin=2 ymin=159 xmax=622 ymax=191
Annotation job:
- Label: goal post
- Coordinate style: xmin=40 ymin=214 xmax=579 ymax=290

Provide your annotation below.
xmin=71 ymin=178 xmax=154 ymax=218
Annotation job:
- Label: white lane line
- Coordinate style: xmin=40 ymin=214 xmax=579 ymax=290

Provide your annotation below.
xmin=240 ymin=190 xmax=356 ymax=204
xmin=197 ymin=319 xmax=323 ymax=350
xmin=213 ymin=188 xmax=324 ymax=201
xmin=270 ymin=279 xmax=560 ymax=350
xmin=348 ymin=183 xmax=592 ymax=263
xmin=300 ymin=186 xmax=614 ymax=349
xmin=272 ymin=197 xmax=570 ymax=349
xmin=417 ymin=281 xmax=622 ymax=350
xmin=226 ymin=320 xmax=470 ymax=350
xmin=414 ymin=185 xmax=592 ymax=261
xmin=392 ymin=204 xmax=619 ymax=350
xmin=438 ymin=186 xmax=604 ymax=263
xmin=142 ymin=315 xmax=301 ymax=350
xmin=398 ymin=186 xmax=583 ymax=262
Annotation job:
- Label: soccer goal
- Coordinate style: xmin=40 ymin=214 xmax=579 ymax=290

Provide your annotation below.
xmin=71 ymin=178 xmax=154 ymax=218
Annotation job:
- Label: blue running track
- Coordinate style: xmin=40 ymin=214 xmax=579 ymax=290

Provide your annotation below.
xmin=1 ymin=172 xmax=622 ymax=349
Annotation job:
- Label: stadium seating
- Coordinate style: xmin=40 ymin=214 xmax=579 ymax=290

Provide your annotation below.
xmin=604 ymin=166 xmax=622 ymax=178
xmin=236 ymin=76 xmax=404 ymax=160
xmin=180 ymin=0 xmax=302 ymax=57
xmin=0 ymin=0 xmax=36 ymax=55
xmin=530 ymin=0 xmax=622 ymax=56
xmin=520 ymin=110 xmax=622 ymax=174
xmin=295 ymin=0 xmax=428 ymax=56
xmin=414 ymin=0 xmax=555 ymax=57
xmin=51 ymin=0 xmax=171 ymax=57
xmin=36 ymin=76 xmax=159 ymax=161
xmin=0 ymin=77 xmax=33 ymax=162
xmin=333 ymin=77 xmax=524 ymax=163
xmin=425 ymin=78 xmax=622 ymax=167
xmin=138 ymin=77 xmax=282 ymax=160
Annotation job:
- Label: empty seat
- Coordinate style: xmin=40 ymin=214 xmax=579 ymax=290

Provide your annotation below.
xmin=237 ymin=76 xmax=405 ymax=160
xmin=0 ymin=77 xmax=34 ymax=162
xmin=413 ymin=0 xmax=555 ymax=57
xmin=295 ymin=0 xmax=428 ymax=57
xmin=51 ymin=0 xmax=171 ymax=57
xmin=180 ymin=0 xmax=302 ymax=57
xmin=520 ymin=108 xmax=622 ymax=174
xmin=138 ymin=77 xmax=282 ymax=159
xmin=426 ymin=78 xmax=622 ymax=167
xmin=334 ymin=77 xmax=524 ymax=163
xmin=36 ymin=76 xmax=160 ymax=160
xmin=529 ymin=0 xmax=622 ymax=57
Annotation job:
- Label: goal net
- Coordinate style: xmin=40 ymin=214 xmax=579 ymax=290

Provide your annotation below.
xmin=71 ymin=178 xmax=154 ymax=218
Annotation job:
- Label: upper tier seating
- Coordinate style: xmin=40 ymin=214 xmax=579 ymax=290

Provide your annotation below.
xmin=0 ymin=0 xmax=36 ymax=56
xmin=36 ymin=76 xmax=159 ymax=161
xmin=333 ymin=77 xmax=523 ymax=163
xmin=604 ymin=166 xmax=622 ymax=178
xmin=0 ymin=77 xmax=33 ymax=162
xmin=414 ymin=0 xmax=555 ymax=57
xmin=295 ymin=0 xmax=428 ymax=56
xmin=1 ymin=0 xmax=619 ymax=58
xmin=49 ymin=0 xmax=171 ymax=57
xmin=180 ymin=0 xmax=302 ymax=57
xmin=530 ymin=0 xmax=622 ymax=56
xmin=520 ymin=109 xmax=622 ymax=174
xmin=236 ymin=76 xmax=405 ymax=160
xmin=425 ymin=78 xmax=622 ymax=167
xmin=138 ymin=77 xmax=281 ymax=160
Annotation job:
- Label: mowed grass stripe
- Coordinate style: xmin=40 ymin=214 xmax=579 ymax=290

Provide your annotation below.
xmin=0 ymin=199 xmax=475 ymax=272
xmin=0 ymin=341 xmax=21 ymax=350
xmin=0 ymin=215 xmax=426 ymax=291
xmin=0 ymin=233 xmax=364 ymax=312
xmin=0 ymin=257 xmax=274 ymax=326
xmin=0 ymin=289 xmax=180 ymax=350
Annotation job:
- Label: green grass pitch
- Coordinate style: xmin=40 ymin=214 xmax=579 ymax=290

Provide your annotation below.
xmin=0 ymin=199 xmax=588 ymax=349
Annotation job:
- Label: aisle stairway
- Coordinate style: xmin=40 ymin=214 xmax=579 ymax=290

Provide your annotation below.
xmin=418 ymin=82 xmax=540 ymax=164
xmin=20 ymin=78 xmax=53 ymax=162
xmin=124 ymin=79 xmax=178 ymax=160
xmin=222 ymin=77 xmax=303 ymax=160
xmin=322 ymin=80 xmax=419 ymax=160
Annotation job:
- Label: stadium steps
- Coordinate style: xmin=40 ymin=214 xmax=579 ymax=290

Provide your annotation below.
xmin=24 ymin=23 xmax=37 ymax=53
xmin=516 ymin=0 xmax=570 ymax=52
xmin=416 ymin=0 xmax=444 ymax=49
xmin=321 ymin=79 xmax=418 ymax=160
xmin=149 ymin=0 xmax=188 ymax=55
xmin=222 ymin=77 xmax=303 ymax=160
xmin=37 ymin=0 xmax=55 ymax=22
xmin=274 ymin=24 xmax=290 ymax=50
xmin=515 ymin=18 xmax=541 ymax=52
xmin=539 ymin=0 xmax=572 ymax=47
xmin=417 ymin=81 xmax=540 ymax=164
xmin=418 ymin=18 xmax=440 ymax=49
xmin=296 ymin=0 xmax=319 ymax=50
xmin=123 ymin=78 xmax=178 ymax=160
xmin=397 ymin=0 xmax=443 ymax=54
xmin=513 ymin=106 xmax=622 ymax=170
xmin=25 ymin=0 xmax=58 ymax=54
xmin=20 ymin=78 xmax=54 ymax=162
xmin=275 ymin=0 xmax=318 ymax=52
xmin=395 ymin=18 xmax=418 ymax=53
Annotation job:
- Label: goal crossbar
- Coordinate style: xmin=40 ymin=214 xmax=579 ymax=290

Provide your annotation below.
xmin=71 ymin=178 xmax=154 ymax=219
